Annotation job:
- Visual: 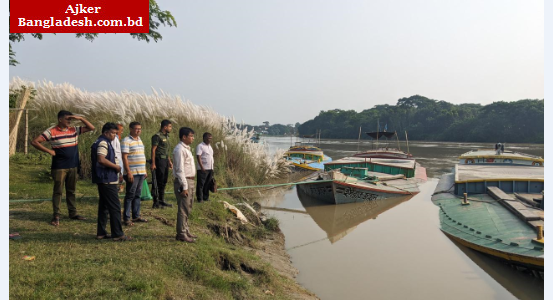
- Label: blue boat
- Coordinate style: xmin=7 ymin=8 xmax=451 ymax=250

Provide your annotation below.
xmin=284 ymin=143 xmax=332 ymax=171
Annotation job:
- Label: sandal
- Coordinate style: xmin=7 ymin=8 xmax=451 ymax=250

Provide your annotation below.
xmin=51 ymin=217 xmax=60 ymax=226
xmin=124 ymin=220 xmax=134 ymax=226
xmin=132 ymin=218 xmax=148 ymax=223
xmin=113 ymin=235 xmax=132 ymax=242
xmin=96 ymin=235 xmax=112 ymax=240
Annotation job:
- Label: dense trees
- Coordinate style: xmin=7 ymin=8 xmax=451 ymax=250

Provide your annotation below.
xmin=298 ymin=95 xmax=544 ymax=143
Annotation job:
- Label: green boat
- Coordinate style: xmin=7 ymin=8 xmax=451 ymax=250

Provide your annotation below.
xmin=432 ymin=148 xmax=544 ymax=272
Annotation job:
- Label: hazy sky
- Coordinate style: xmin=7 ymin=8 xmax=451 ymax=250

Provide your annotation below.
xmin=9 ymin=0 xmax=544 ymax=125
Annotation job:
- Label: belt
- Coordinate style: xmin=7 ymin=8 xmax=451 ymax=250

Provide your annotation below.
xmin=156 ymin=155 xmax=168 ymax=159
xmin=186 ymin=176 xmax=195 ymax=180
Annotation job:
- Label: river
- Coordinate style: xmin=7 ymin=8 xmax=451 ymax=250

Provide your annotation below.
xmin=259 ymin=137 xmax=544 ymax=300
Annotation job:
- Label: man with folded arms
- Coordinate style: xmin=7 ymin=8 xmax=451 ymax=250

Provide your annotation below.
xmin=173 ymin=127 xmax=198 ymax=243
xmin=31 ymin=110 xmax=94 ymax=226
xmin=91 ymin=122 xmax=131 ymax=241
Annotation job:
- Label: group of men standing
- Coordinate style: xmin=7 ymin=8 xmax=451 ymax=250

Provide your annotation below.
xmin=32 ymin=111 xmax=215 ymax=243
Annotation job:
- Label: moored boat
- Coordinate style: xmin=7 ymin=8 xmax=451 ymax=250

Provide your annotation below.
xmin=296 ymin=157 xmax=427 ymax=205
xmin=284 ymin=143 xmax=332 ymax=171
xmin=459 ymin=147 xmax=544 ymax=167
xmin=431 ymin=146 xmax=544 ymax=272
xmin=353 ymin=131 xmax=413 ymax=159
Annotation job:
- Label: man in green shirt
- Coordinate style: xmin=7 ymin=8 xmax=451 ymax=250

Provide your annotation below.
xmin=151 ymin=120 xmax=174 ymax=208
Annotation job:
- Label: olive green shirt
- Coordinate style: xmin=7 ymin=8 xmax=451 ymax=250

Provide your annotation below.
xmin=151 ymin=131 xmax=170 ymax=158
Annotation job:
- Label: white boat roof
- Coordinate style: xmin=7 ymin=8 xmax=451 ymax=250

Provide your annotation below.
xmin=455 ymin=164 xmax=544 ymax=183
xmin=459 ymin=149 xmax=543 ymax=162
xmin=326 ymin=156 xmax=416 ymax=169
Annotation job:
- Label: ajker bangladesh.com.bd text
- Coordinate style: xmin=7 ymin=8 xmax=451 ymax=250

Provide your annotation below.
xmin=17 ymin=17 xmax=145 ymax=29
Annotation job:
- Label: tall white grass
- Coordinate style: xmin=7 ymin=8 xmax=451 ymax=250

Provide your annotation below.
xmin=10 ymin=77 xmax=289 ymax=181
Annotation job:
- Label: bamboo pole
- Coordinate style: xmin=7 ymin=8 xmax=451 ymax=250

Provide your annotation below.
xmin=357 ymin=126 xmax=362 ymax=152
xmin=24 ymin=109 xmax=29 ymax=155
xmin=9 ymin=88 xmax=31 ymax=156
xmin=376 ymin=119 xmax=379 ymax=151
xmin=405 ymin=131 xmax=410 ymax=154
xmin=395 ymin=131 xmax=401 ymax=150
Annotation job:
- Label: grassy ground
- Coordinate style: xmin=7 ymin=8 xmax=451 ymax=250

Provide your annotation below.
xmin=9 ymin=156 xmax=315 ymax=299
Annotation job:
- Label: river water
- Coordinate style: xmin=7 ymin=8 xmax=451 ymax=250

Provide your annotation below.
xmin=259 ymin=137 xmax=544 ymax=300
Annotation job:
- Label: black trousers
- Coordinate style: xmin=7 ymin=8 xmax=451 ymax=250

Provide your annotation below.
xmin=196 ymin=169 xmax=213 ymax=202
xmin=97 ymin=184 xmax=124 ymax=238
xmin=153 ymin=157 xmax=169 ymax=204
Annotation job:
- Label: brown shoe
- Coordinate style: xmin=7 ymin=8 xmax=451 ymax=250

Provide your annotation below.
xmin=186 ymin=231 xmax=198 ymax=239
xmin=176 ymin=234 xmax=195 ymax=243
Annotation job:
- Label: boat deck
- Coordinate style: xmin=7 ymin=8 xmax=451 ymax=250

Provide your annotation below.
xmin=460 ymin=149 xmax=543 ymax=160
xmin=455 ymin=164 xmax=543 ymax=182
xmin=326 ymin=157 xmax=416 ymax=169
xmin=432 ymin=173 xmax=544 ymax=268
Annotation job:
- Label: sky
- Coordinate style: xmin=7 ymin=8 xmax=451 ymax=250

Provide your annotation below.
xmin=8 ymin=0 xmax=544 ymax=125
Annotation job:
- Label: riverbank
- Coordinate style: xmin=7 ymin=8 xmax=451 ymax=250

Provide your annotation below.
xmin=9 ymin=156 xmax=317 ymax=299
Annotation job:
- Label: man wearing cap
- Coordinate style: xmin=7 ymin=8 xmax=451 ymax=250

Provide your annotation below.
xmin=31 ymin=110 xmax=95 ymax=226
xmin=151 ymin=119 xmax=173 ymax=209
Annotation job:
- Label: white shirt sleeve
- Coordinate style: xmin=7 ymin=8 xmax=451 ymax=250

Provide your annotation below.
xmin=173 ymin=146 xmax=188 ymax=190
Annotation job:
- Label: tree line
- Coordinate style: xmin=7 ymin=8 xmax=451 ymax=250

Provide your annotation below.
xmin=298 ymin=95 xmax=544 ymax=143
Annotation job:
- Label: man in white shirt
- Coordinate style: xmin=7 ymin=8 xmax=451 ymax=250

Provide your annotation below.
xmin=110 ymin=124 xmax=124 ymax=189
xmin=196 ymin=132 xmax=214 ymax=202
xmin=173 ymin=127 xmax=198 ymax=243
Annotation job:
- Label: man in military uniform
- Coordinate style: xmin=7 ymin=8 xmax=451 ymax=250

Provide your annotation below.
xmin=151 ymin=120 xmax=174 ymax=208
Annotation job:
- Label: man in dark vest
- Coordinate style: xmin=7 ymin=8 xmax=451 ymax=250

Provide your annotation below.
xmin=91 ymin=122 xmax=131 ymax=241
xmin=151 ymin=119 xmax=174 ymax=208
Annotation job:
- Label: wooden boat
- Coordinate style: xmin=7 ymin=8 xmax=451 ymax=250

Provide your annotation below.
xmin=250 ymin=133 xmax=262 ymax=143
xmin=459 ymin=149 xmax=544 ymax=167
xmin=431 ymin=147 xmax=544 ymax=272
xmin=353 ymin=131 xmax=413 ymax=160
xmin=296 ymin=157 xmax=427 ymax=205
xmin=284 ymin=143 xmax=332 ymax=171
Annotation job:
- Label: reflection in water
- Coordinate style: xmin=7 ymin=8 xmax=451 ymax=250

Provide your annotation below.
xmin=260 ymin=137 xmax=544 ymax=300
xmin=450 ymin=239 xmax=544 ymax=300
xmin=296 ymin=190 xmax=413 ymax=244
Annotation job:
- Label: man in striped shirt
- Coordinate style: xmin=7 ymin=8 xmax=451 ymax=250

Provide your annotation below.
xmin=121 ymin=122 xmax=148 ymax=226
xmin=31 ymin=110 xmax=95 ymax=226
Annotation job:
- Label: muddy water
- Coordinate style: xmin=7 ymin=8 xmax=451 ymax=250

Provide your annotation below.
xmin=259 ymin=137 xmax=544 ymax=300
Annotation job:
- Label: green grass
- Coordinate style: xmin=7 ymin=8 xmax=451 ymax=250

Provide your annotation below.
xmin=9 ymin=157 xmax=313 ymax=299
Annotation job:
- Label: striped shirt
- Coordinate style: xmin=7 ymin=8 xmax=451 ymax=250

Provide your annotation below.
xmin=121 ymin=135 xmax=146 ymax=175
xmin=41 ymin=126 xmax=82 ymax=169
xmin=97 ymin=140 xmax=120 ymax=184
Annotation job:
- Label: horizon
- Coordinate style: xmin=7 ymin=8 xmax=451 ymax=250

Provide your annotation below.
xmin=9 ymin=1 xmax=544 ymax=125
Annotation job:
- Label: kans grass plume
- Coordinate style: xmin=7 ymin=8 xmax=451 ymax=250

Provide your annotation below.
xmin=10 ymin=77 xmax=290 ymax=187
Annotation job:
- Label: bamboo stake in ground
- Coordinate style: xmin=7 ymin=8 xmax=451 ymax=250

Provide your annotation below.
xmin=9 ymin=88 xmax=31 ymax=156
xmin=24 ymin=109 xmax=29 ymax=155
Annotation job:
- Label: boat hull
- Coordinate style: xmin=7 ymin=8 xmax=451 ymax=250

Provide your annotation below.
xmin=297 ymin=179 xmax=413 ymax=205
